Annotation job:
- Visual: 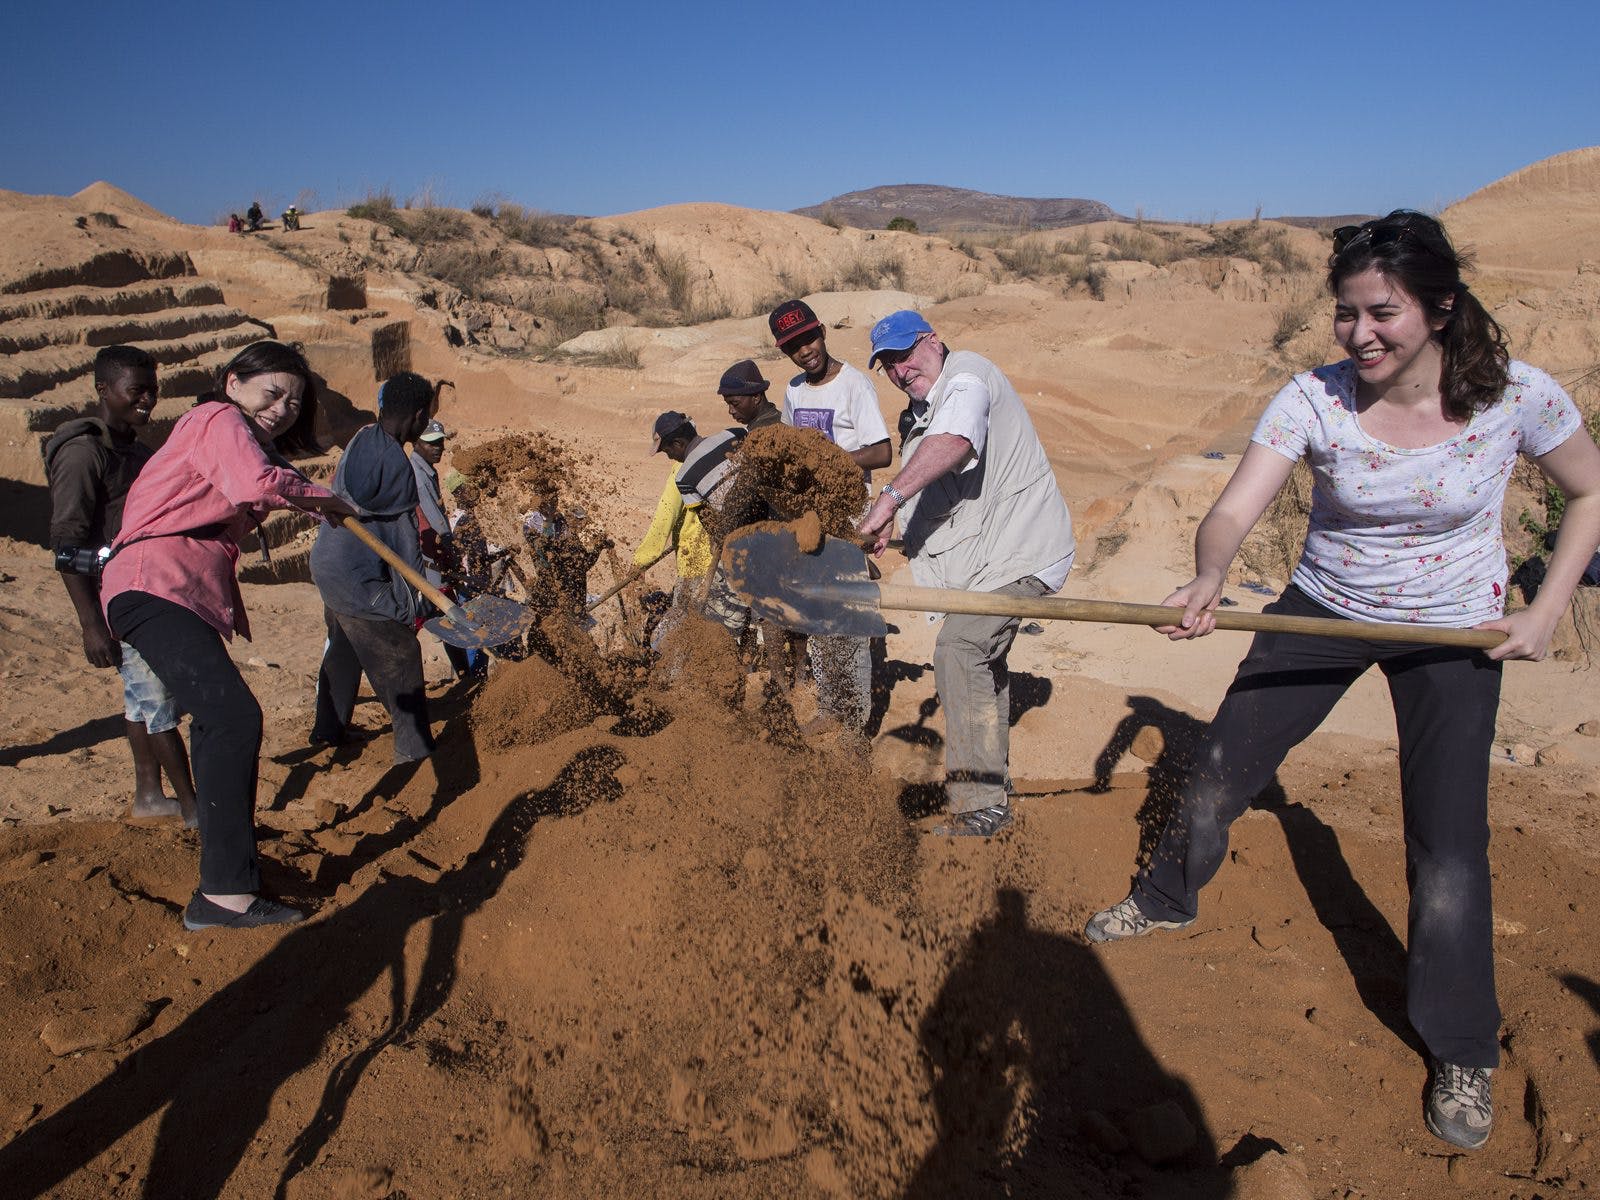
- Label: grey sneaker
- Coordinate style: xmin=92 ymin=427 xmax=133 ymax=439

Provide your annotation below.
xmin=1425 ymin=1060 xmax=1494 ymax=1150
xmin=932 ymin=804 xmax=1013 ymax=837
xmin=1085 ymin=894 xmax=1195 ymax=943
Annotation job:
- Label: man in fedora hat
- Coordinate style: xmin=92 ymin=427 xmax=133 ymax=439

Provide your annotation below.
xmin=717 ymin=359 xmax=782 ymax=431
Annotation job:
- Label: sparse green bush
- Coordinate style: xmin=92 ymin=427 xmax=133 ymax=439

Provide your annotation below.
xmin=495 ymin=202 xmax=570 ymax=249
xmin=1271 ymin=298 xmax=1317 ymax=351
xmin=996 ymin=239 xmax=1060 ymax=279
xmin=819 ymin=209 xmax=844 ymax=230
xmin=347 ymin=189 xmax=403 ymax=233
xmin=1203 ymin=223 xmax=1309 ymax=274
xmin=420 ymin=246 xmax=498 ymax=296
xmin=1062 ymin=258 xmax=1108 ymax=300
xmin=1105 ymin=227 xmax=1178 ymax=267
xmin=837 ymin=253 xmax=905 ymax=291
xmin=535 ymin=292 xmax=608 ymax=345
xmin=560 ymin=335 xmax=641 ymax=369
xmin=405 ymin=205 xmax=471 ymax=244
xmin=647 ymin=245 xmax=696 ymax=311
xmin=886 ymin=216 xmax=918 ymax=233
xmin=954 ymin=239 xmax=981 ymax=260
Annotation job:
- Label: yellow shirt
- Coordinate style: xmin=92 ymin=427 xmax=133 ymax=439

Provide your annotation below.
xmin=634 ymin=464 xmax=712 ymax=579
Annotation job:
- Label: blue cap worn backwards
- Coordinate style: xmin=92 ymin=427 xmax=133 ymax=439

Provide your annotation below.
xmin=868 ymin=310 xmax=934 ymax=368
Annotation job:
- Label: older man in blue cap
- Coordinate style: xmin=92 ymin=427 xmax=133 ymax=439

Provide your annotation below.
xmin=858 ymin=311 xmax=1075 ymax=836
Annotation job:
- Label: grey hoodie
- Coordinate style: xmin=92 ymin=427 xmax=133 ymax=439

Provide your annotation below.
xmin=310 ymin=424 xmax=422 ymax=622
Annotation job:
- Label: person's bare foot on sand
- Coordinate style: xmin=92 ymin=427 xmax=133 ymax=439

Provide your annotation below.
xmin=131 ymin=793 xmax=182 ymax=820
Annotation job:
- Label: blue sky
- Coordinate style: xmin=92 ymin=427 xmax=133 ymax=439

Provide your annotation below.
xmin=5 ymin=1 xmax=1596 ymax=225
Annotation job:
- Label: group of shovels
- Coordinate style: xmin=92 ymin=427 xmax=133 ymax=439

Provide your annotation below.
xmin=343 ymin=513 xmax=1505 ymax=653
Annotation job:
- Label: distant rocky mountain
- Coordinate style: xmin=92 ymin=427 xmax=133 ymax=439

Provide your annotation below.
xmin=794 ymin=184 xmax=1119 ymax=232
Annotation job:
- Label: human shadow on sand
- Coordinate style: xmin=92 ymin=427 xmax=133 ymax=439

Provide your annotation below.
xmin=0 ymin=723 xmax=623 ymax=1199
xmin=903 ymin=887 xmax=1227 ymax=1199
xmin=0 ymin=713 xmax=126 ymax=766
xmin=1094 ymin=694 xmax=1421 ymax=1056
xmin=1560 ymin=974 xmax=1600 ymax=1067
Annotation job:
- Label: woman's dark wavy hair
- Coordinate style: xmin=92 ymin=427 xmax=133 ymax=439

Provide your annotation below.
xmin=199 ymin=339 xmax=321 ymax=454
xmin=1328 ymin=210 xmax=1509 ymax=420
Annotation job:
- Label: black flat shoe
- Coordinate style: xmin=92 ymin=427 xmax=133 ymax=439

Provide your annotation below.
xmin=183 ymin=892 xmax=306 ymax=931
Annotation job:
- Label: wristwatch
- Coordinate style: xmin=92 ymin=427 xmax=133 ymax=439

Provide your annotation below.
xmin=881 ymin=482 xmax=907 ymax=508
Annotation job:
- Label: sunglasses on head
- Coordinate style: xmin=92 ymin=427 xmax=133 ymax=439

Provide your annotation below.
xmin=1332 ymin=218 xmax=1423 ymax=256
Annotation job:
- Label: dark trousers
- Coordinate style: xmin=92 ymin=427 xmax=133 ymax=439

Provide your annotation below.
xmin=107 ymin=592 xmax=262 ymax=895
xmin=1133 ymin=586 xmax=1504 ymax=1067
xmin=312 ymin=607 xmax=434 ymax=762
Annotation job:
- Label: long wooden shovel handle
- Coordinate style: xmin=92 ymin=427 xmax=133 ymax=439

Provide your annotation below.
xmin=585 ymin=547 xmax=671 ymax=613
xmin=877 ymin=584 xmax=1507 ymax=649
xmin=337 ymin=514 xmax=465 ymax=619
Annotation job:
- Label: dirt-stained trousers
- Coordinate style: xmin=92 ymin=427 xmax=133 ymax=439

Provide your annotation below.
xmin=312 ymin=607 xmax=434 ymax=763
xmin=934 ymin=575 xmax=1050 ymax=814
xmin=1132 ymin=585 xmax=1504 ymax=1068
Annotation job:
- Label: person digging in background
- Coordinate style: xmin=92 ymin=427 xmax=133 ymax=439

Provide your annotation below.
xmin=858 ymin=310 xmax=1075 ymax=836
xmin=717 ymin=358 xmax=782 ymax=431
xmin=651 ymin=410 xmax=761 ymax=644
xmin=44 ymin=345 xmax=197 ymax=824
xmin=1084 ymin=211 xmax=1600 ymax=1152
xmin=410 ymin=419 xmax=481 ymax=680
xmin=772 ymin=299 xmax=893 ymax=733
xmin=309 ymin=372 xmax=437 ymax=762
xmin=101 ymin=340 xmax=354 ymax=929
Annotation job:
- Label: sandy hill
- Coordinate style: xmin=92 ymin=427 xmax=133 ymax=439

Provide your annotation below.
xmin=1446 ymin=146 xmax=1600 ymax=279
xmin=795 ymin=183 xmax=1119 ymax=232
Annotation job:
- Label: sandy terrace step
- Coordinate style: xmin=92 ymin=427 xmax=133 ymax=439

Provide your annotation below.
xmin=0 ymin=304 xmax=259 ymax=355
xmin=0 ymin=325 xmax=268 ymax=403
xmin=0 ymin=249 xmax=192 ymax=296
xmin=0 ymin=279 xmax=225 ymax=325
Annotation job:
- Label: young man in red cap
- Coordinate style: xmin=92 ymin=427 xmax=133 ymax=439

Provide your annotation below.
xmin=768 ymin=300 xmax=894 ymax=734
xmin=769 ymin=300 xmax=891 ymax=475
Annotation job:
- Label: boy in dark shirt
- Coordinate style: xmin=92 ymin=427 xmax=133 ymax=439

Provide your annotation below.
xmin=44 ymin=346 xmax=196 ymax=822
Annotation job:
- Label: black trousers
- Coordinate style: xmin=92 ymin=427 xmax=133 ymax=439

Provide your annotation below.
xmin=108 ymin=592 xmax=262 ymax=894
xmin=1133 ymin=586 xmax=1504 ymax=1067
xmin=312 ymin=607 xmax=434 ymax=762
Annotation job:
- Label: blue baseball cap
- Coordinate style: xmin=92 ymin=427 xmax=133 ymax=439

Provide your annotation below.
xmin=868 ymin=310 xmax=934 ymax=368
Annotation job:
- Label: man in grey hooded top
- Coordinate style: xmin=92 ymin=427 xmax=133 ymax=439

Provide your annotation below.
xmin=309 ymin=372 xmax=435 ymax=761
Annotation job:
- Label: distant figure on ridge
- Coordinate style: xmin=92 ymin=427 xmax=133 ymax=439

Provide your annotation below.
xmin=245 ymin=200 xmax=263 ymax=231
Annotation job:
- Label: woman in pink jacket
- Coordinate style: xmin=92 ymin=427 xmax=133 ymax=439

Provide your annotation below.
xmin=103 ymin=341 xmax=354 ymax=930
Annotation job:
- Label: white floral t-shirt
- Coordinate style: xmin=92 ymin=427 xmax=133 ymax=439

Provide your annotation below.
xmin=1252 ymin=359 xmax=1581 ymax=625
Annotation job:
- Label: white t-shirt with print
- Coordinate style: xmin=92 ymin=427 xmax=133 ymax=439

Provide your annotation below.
xmin=1253 ymin=359 xmax=1582 ymax=625
xmin=782 ymin=361 xmax=891 ymax=464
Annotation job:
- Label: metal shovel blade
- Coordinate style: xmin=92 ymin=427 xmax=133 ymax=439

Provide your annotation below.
xmin=423 ymin=593 xmax=535 ymax=650
xmin=722 ymin=528 xmax=887 ymax=638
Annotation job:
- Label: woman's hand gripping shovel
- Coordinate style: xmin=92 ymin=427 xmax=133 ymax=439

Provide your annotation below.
xmin=720 ymin=527 xmax=1508 ymax=650
xmin=336 ymin=516 xmax=534 ymax=650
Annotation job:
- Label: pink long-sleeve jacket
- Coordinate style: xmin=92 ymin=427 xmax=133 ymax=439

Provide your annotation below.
xmin=100 ymin=401 xmax=334 ymax=641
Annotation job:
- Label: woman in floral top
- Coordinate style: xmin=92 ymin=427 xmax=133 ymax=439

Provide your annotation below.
xmin=1085 ymin=211 xmax=1600 ymax=1152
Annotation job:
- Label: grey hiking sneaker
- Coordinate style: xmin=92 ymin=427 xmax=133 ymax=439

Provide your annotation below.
xmin=932 ymin=804 xmax=1014 ymax=837
xmin=1084 ymin=894 xmax=1195 ymax=943
xmin=1425 ymin=1060 xmax=1494 ymax=1150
